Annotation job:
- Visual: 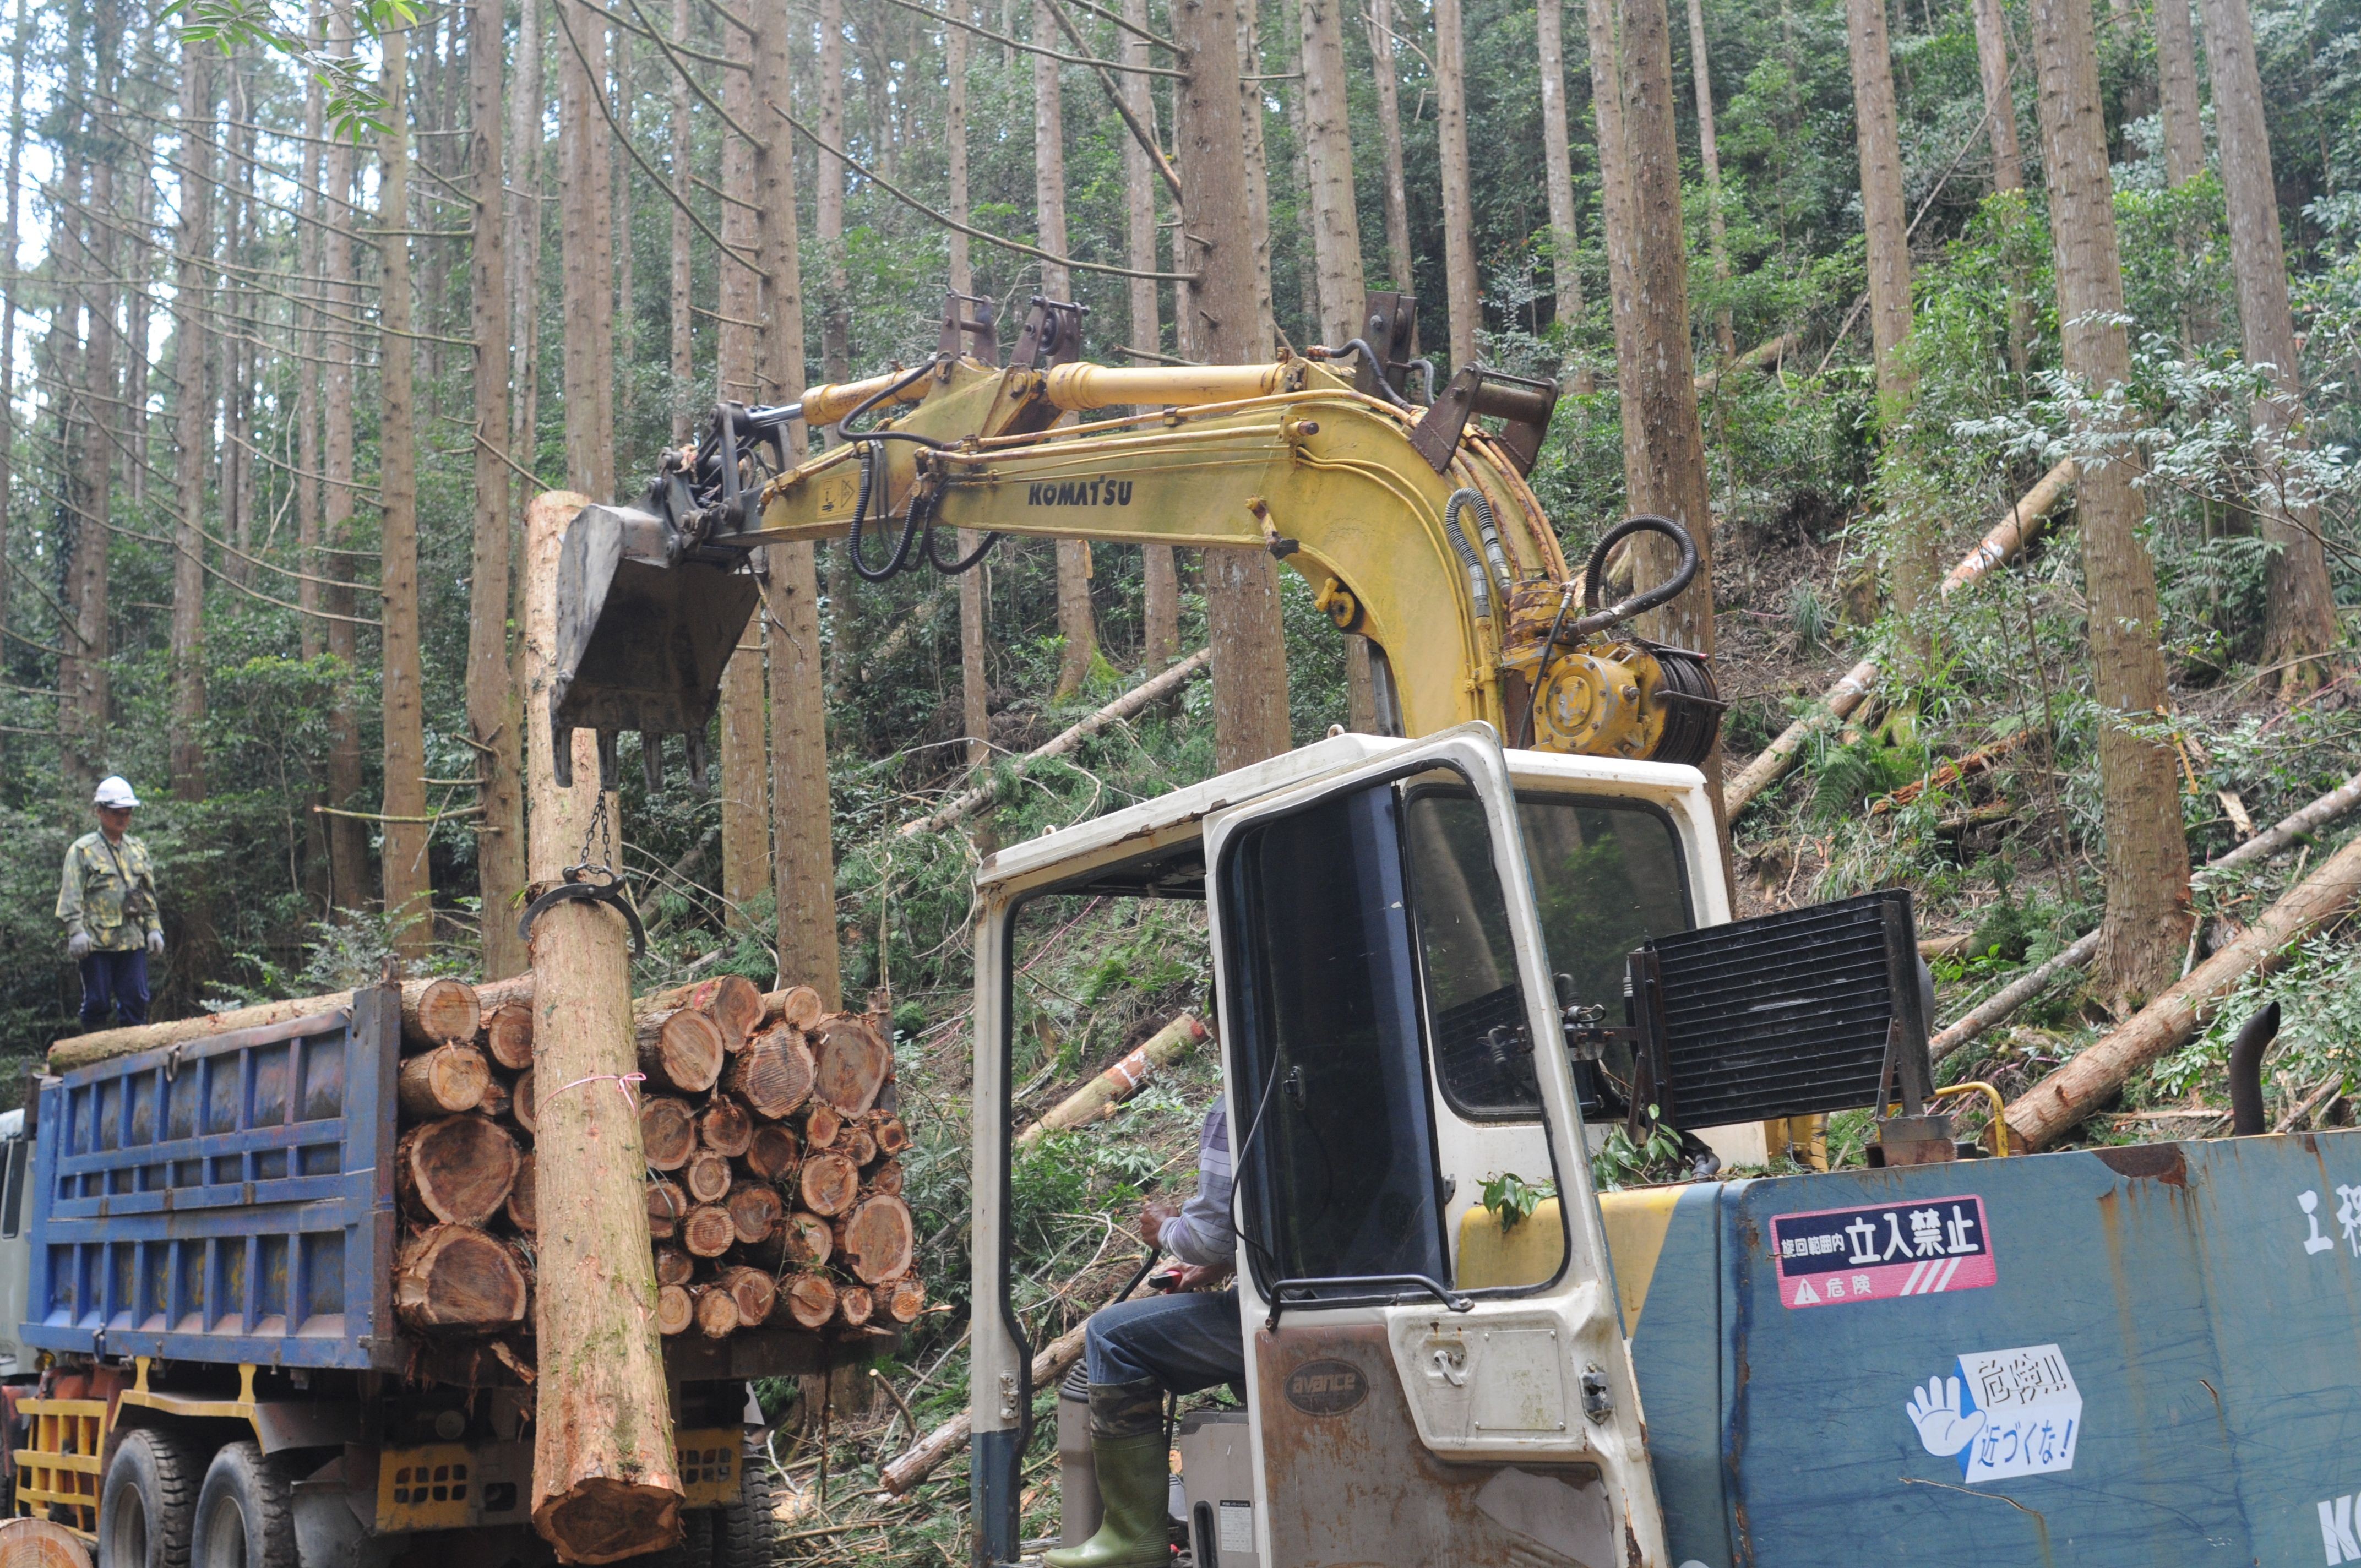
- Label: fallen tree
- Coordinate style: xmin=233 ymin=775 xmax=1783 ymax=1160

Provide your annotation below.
xmin=879 ymin=1316 xmax=1092 ymax=1496
xmin=1724 ymin=458 xmax=2076 ymax=818
xmin=1933 ymin=767 xmax=2361 ymax=1060
xmin=1016 ymin=1012 xmax=1209 ymax=1146
xmin=2004 ymin=829 xmax=2361 ymax=1150
xmin=894 ymin=647 xmax=1212 ymax=841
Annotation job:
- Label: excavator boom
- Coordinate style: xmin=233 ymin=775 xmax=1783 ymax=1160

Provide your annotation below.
xmin=549 ymin=294 xmax=1721 ymax=786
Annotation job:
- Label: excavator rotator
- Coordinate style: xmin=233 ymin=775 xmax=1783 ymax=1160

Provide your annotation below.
xmin=550 ymin=290 xmax=1723 ymax=790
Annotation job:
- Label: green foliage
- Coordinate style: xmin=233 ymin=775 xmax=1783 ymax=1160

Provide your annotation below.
xmin=1478 ymin=1171 xmax=1557 ymax=1232
xmin=1590 ymin=1116 xmax=1685 ymax=1191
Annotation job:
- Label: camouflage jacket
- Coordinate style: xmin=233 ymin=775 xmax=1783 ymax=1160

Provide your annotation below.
xmin=56 ymin=832 xmax=159 ymax=952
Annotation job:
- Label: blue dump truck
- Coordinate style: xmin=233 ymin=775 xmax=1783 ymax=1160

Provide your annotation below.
xmin=0 ymin=984 xmax=860 ymax=1568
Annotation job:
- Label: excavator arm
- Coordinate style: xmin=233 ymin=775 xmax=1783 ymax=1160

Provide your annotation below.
xmin=550 ymin=296 xmax=1721 ymax=786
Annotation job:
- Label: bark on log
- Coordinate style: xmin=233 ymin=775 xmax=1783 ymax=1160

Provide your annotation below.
xmin=645 ymin=1179 xmax=688 ymax=1241
xmin=719 ymin=1266 xmax=777 ymax=1326
xmin=799 ymin=1153 xmax=861 ymax=1217
xmin=1723 ymin=458 xmax=2076 ymax=818
xmin=803 ymin=1104 xmax=842 ymax=1149
xmin=780 ymin=1211 xmax=833 ymax=1267
xmin=1933 ymin=767 xmax=2361 ymax=1058
xmin=396 ymin=1223 xmax=532 ymax=1331
xmin=639 ymin=1097 xmax=697 ymax=1171
xmin=726 ymin=1180 xmax=784 ymax=1245
xmin=691 ymin=1284 xmax=741 ymax=1339
xmin=839 ymin=1195 xmax=915 ymax=1284
xmin=507 ymin=1154 xmax=538 ymax=1233
xmin=2005 ymin=832 xmax=2361 ymax=1150
xmin=698 ymin=1097 xmax=753 ymax=1157
xmin=514 ymin=1069 xmax=538 ymax=1135
xmin=893 ymin=648 xmax=1212 ymax=840
xmin=761 ymin=985 xmax=824 ymax=1029
xmin=652 ymin=1248 xmax=694 ymax=1288
xmin=402 ymin=978 xmax=485 ymax=1048
xmin=879 ymin=1315 xmax=1093 ymax=1494
xmin=656 ymin=1284 xmax=694 ymax=1336
xmin=399 ymin=1043 xmax=492 ymax=1120
xmin=682 ymin=1150 xmax=734 ymax=1205
xmin=635 ymin=1008 xmax=726 ymax=1093
xmin=398 ymin=1116 xmax=524 ymax=1226
xmin=811 ymin=1016 xmax=892 ymax=1114
xmin=1017 ymin=1013 xmax=1208 ymax=1145
xmin=51 ymin=976 xmax=488 ymax=1073
xmin=745 ymin=1124 xmax=801 ymax=1182
xmin=783 ymin=1273 xmax=837 ymax=1330
xmin=727 ymin=1027 xmax=815 ymax=1119
xmin=486 ymin=1002 xmax=535 ymax=1069
xmin=834 ymin=1285 xmax=874 ymax=1328
xmin=682 ymin=1204 xmax=737 ymax=1258
xmin=885 ymin=1278 xmax=926 ymax=1325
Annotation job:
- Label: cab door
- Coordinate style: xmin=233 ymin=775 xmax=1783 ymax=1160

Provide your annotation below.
xmin=1204 ymin=724 xmax=1669 ymax=1568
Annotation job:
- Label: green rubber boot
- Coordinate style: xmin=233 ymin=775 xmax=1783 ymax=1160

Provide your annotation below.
xmin=1043 ymin=1380 xmax=1169 ymax=1568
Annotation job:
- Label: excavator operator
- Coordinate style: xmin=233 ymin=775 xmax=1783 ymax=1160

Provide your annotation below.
xmin=1046 ymin=1099 xmax=1241 ymax=1568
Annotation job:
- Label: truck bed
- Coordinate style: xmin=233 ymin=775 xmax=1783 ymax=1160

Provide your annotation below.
xmin=24 ymin=984 xmax=846 ymax=1380
xmin=1616 ymin=1129 xmax=2361 ymax=1566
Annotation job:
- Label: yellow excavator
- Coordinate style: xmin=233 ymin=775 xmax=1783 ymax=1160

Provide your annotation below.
xmin=544 ymin=294 xmax=2342 ymax=1568
xmin=547 ymin=292 xmax=1722 ymax=789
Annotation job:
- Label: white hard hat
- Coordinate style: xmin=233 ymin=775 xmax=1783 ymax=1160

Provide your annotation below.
xmin=93 ymin=776 xmax=139 ymax=809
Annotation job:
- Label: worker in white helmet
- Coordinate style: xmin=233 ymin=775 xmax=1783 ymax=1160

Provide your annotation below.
xmin=56 ymin=776 xmax=163 ymax=1031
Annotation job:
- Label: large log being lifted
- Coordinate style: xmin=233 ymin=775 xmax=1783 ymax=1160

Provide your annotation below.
xmin=523 ymin=490 xmax=682 ymax=1565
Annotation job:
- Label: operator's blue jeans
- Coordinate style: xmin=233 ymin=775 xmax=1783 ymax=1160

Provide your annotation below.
xmin=78 ymin=949 xmax=149 ymax=1031
xmin=1085 ymin=1287 xmax=1244 ymax=1395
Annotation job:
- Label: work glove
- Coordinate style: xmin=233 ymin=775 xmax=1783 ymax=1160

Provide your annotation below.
xmin=147 ymin=929 xmax=165 ymax=959
xmin=66 ymin=927 xmax=91 ymax=962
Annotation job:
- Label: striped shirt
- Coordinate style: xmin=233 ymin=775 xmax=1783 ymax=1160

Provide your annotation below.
xmin=1159 ymin=1106 xmax=1233 ymax=1268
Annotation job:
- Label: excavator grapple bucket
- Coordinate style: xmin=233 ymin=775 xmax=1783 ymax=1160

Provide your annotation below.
xmin=551 ymin=503 xmax=760 ymax=789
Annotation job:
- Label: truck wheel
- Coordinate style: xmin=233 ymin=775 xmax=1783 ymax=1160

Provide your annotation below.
xmin=98 ymin=1427 xmax=202 ymax=1568
xmin=189 ymin=1442 xmax=295 ymax=1568
xmin=712 ymin=1457 xmax=781 ymax=1568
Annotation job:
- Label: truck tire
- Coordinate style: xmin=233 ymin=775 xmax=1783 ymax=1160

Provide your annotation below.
xmin=712 ymin=1456 xmax=781 ymax=1568
xmin=97 ymin=1427 xmax=202 ymax=1568
xmin=188 ymin=1443 xmax=295 ymax=1568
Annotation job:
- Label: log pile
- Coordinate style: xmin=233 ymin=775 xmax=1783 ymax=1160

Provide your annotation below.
xmin=387 ymin=971 xmax=923 ymax=1345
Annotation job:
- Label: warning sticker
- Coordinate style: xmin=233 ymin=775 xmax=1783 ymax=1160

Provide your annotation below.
xmin=1769 ymin=1195 xmax=1996 ymax=1309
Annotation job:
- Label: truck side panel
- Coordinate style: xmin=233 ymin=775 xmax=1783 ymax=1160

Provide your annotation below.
xmin=1624 ymin=1133 xmax=2361 ymax=1566
xmin=23 ymin=993 xmax=399 ymax=1369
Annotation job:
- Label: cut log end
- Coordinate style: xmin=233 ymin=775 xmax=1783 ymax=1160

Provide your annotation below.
xmin=682 ymin=1149 xmax=734 ymax=1206
xmin=799 ymin=1153 xmax=861 ymax=1218
xmin=784 ymin=1273 xmax=837 ymax=1330
xmin=505 ymin=1155 xmax=537 ymax=1234
xmin=720 ymin=1266 xmax=777 ymax=1326
xmin=692 ymin=1283 xmax=742 ymax=1340
xmin=841 ymin=1195 xmax=915 ymax=1285
xmin=872 ymin=1114 xmax=911 ymax=1156
xmin=638 ymin=1008 xmax=727 ymax=1095
xmin=639 ymin=1097 xmax=697 ymax=1172
xmin=485 ymin=1002 xmax=535 ymax=1070
xmin=780 ymin=1212 xmax=833 ymax=1268
xmin=698 ymin=1097 xmax=753 ymax=1157
xmin=402 ymin=977 xmax=483 ymax=1047
xmin=728 ymin=1028 xmax=815 ymax=1120
xmin=812 ymin=1015 xmax=893 ymax=1114
xmin=398 ymin=1043 xmax=491 ymax=1120
xmin=652 ymin=1248 xmax=694 ymax=1288
xmin=886 ymin=1278 xmax=926 ymax=1324
xmin=803 ymin=1103 xmax=842 ymax=1149
xmin=834 ymin=1285 xmax=875 ymax=1329
xmin=531 ymin=1481 xmax=683 ymax=1566
xmin=682 ymin=1204 xmax=737 ymax=1259
xmin=745 ymin=1123 xmax=801 ymax=1182
xmin=656 ymin=1282 xmax=695 ymax=1336
xmin=766 ymin=984 xmax=824 ymax=1030
xmin=726 ymin=1181 xmax=785 ymax=1246
xmin=645 ymin=1179 xmax=688 ymax=1241
xmin=398 ymin=1116 xmax=523 ymax=1227
xmin=514 ymin=1069 xmax=537 ymax=1136
xmin=395 ymin=1224 xmax=531 ymax=1331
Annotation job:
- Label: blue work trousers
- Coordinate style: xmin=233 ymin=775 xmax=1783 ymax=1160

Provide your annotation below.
xmin=1085 ymin=1287 xmax=1245 ymax=1396
xmin=78 ymin=949 xmax=150 ymax=1031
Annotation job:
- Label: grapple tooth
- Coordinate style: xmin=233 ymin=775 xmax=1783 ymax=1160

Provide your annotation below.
xmin=551 ymin=712 xmax=575 ymax=789
xmin=686 ymin=729 xmax=710 ymax=790
xmin=596 ymin=731 xmax=622 ymax=794
xmin=642 ymin=734 xmax=666 ymax=793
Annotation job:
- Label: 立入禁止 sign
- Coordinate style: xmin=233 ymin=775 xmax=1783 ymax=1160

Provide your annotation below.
xmin=1769 ymin=1195 xmax=1995 ymax=1309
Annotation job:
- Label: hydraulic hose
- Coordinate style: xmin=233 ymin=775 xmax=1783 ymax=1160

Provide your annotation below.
xmin=1308 ymin=339 xmax=1417 ymax=411
xmin=1572 ymin=514 xmax=1700 ymax=638
xmin=1440 ymin=500 xmax=1495 ymax=622
xmin=2228 ymin=1000 xmax=2281 ymax=1136
xmin=1446 ymin=488 xmax=1514 ymax=605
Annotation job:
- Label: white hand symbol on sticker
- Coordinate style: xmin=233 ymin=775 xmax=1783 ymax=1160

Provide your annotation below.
xmin=1907 ymin=1375 xmax=1988 ymax=1457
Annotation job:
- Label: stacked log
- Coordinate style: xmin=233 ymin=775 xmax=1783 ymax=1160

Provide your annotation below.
xmin=389 ymin=974 xmax=922 ymax=1344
